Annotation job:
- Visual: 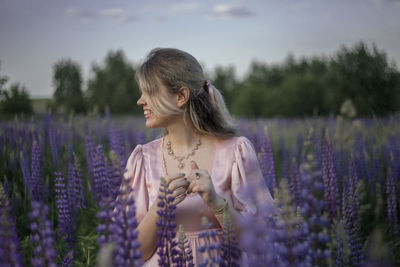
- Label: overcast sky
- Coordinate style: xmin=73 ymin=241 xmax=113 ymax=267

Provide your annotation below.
xmin=1 ymin=0 xmax=399 ymax=98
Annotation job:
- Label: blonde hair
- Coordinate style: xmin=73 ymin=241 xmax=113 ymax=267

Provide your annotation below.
xmin=136 ymin=48 xmax=236 ymax=137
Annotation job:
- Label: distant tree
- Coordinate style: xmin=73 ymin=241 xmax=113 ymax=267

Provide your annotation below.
xmin=87 ymin=50 xmax=141 ymax=114
xmin=0 ymin=83 xmax=33 ymax=115
xmin=327 ymin=42 xmax=400 ymax=116
xmin=231 ymin=42 xmax=400 ymax=117
xmin=52 ymin=59 xmax=87 ymax=114
xmin=212 ymin=65 xmax=237 ymax=111
xmin=232 ymin=62 xmax=284 ymax=117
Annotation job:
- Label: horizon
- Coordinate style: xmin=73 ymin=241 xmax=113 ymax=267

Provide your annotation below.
xmin=1 ymin=0 xmax=399 ymax=98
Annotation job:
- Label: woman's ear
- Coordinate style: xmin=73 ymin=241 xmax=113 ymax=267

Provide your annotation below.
xmin=176 ymin=87 xmax=190 ymax=108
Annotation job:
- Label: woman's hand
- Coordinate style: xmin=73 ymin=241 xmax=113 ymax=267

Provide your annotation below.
xmin=166 ymin=173 xmax=190 ymax=206
xmin=186 ymin=161 xmax=225 ymax=211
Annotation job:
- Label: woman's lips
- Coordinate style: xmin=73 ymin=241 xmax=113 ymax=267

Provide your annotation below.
xmin=144 ymin=109 xmax=152 ymax=119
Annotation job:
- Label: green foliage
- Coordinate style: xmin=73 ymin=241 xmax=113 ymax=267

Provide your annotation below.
xmin=328 ymin=42 xmax=400 ymax=116
xmin=87 ymin=50 xmax=141 ymax=115
xmin=212 ymin=65 xmax=238 ymax=110
xmin=0 ymin=82 xmax=33 ymax=116
xmin=52 ymin=59 xmax=87 ymax=114
xmin=227 ymin=42 xmax=400 ymax=117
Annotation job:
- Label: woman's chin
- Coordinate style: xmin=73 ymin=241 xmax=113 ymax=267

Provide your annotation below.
xmin=145 ymin=118 xmax=159 ymax=129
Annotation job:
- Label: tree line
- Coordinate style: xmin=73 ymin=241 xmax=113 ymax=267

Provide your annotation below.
xmin=1 ymin=42 xmax=400 ymax=117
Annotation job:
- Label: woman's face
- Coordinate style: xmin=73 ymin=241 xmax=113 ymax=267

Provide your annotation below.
xmin=136 ymin=78 xmax=177 ymax=129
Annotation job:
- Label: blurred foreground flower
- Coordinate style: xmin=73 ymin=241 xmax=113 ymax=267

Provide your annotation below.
xmin=29 ymin=201 xmax=57 ymax=267
xmin=0 ymin=182 xmax=23 ymax=267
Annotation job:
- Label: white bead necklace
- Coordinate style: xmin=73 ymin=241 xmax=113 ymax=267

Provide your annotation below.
xmin=166 ymin=138 xmax=201 ymax=169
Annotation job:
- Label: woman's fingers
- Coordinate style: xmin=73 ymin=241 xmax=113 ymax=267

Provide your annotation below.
xmin=190 ymin=184 xmax=208 ymax=194
xmin=172 ymin=193 xmax=186 ymax=205
xmin=166 ymin=173 xmax=186 ymax=185
xmin=168 ymin=178 xmax=189 ymax=191
xmin=186 ymin=169 xmax=211 ymax=194
xmin=186 ymin=180 xmax=196 ymax=194
xmin=186 ymin=179 xmax=206 ymax=194
xmin=172 ymin=187 xmax=187 ymax=198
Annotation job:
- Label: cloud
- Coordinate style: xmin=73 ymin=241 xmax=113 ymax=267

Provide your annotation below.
xmin=209 ymin=3 xmax=255 ymax=19
xmin=65 ymin=7 xmax=137 ymax=23
xmin=169 ymin=2 xmax=200 ymax=13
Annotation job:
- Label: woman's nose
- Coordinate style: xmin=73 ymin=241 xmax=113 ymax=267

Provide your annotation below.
xmin=137 ymin=94 xmax=146 ymax=106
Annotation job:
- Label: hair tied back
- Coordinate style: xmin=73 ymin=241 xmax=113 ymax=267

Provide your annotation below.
xmin=205 ymin=80 xmax=216 ymax=107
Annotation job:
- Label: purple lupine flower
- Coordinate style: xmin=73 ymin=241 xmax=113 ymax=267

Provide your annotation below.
xmin=62 ymin=250 xmax=74 ymax=267
xmin=279 ymin=133 xmax=290 ymax=180
xmin=96 ymin=196 xmax=115 ymax=246
xmin=67 ymin=162 xmax=77 ymax=219
xmin=93 ymin=145 xmax=110 ymax=201
xmin=110 ymin=175 xmax=142 ymax=267
xmin=289 ymin=158 xmax=301 ymax=208
xmin=220 ymin=203 xmax=240 ymax=267
xmin=176 ymin=225 xmax=194 ymax=267
xmin=48 ymin=120 xmax=60 ymax=169
xmin=298 ymin=151 xmax=331 ymax=266
xmin=329 ymin=219 xmax=350 ymax=267
xmin=85 ymin=136 xmax=95 ymax=182
xmin=198 ymin=217 xmax=222 ymax=267
xmin=274 ymin=178 xmax=311 ymax=267
xmin=238 ymin=177 xmax=278 ymax=267
xmin=29 ymin=201 xmax=57 ymax=267
xmin=31 ymin=141 xmax=43 ymax=201
xmin=66 ymin=153 xmax=86 ymax=222
xmin=109 ymin=127 xmax=126 ymax=166
xmin=0 ymin=183 xmax=24 ymax=267
xmin=55 ymin=171 xmax=74 ymax=248
xmin=342 ymin=159 xmax=364 ymax=267
xmin=322 ymin=138 xmax=339 ymax=221
xmin=256 ymin=122 xmax=266 ymax=153
xmin=258 ymin=132 xmax=277 ymax=196
xmin=20 ymin=151 xmax=32 ymax=195
xmin=109 ymin=152 xmax=125 ymax=200
xmin=156 ymin=177 xmax=179 ymax=267
xmin=386 ymin=166 xmax=398 ymax=239
xmin=73 ymin=155 xmax=86 ymax=210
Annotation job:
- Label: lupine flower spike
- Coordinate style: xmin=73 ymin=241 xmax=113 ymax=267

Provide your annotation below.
xmin=198 ymin=217 xmax=222 ymax=267
xmin=55 ymin=171 xmax=74 ymax=248
xmin=156 ymin=177 xmax=179 ymax=267
xmin=177 ymin=224 xmax=195 ymax=267
xmin=110 ymin=173 xmax=143 ymax=267
xmin=29 ymin=201 xmax=57 ymax=267
xmin=220 ymin=201 xmax=240 ymax=267
xmin=0 ymin=183 xmax=23 ymax=267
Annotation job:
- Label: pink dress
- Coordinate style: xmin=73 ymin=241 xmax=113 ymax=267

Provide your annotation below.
xmin=124 ymin=136 xmax=274 ymax=266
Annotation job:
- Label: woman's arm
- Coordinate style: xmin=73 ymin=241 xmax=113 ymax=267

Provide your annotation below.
xmin=137 ymin=197 xmax=161 ymax=261
xmin=208 ymin=194 xmax=243 ymax=237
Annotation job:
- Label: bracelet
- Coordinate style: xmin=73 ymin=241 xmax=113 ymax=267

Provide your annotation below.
xmin=213 ymin=198 xmax=228 ymax=215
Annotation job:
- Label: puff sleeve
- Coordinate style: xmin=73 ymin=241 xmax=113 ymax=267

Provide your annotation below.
xmin=123 ymin=145 xmax=149 ymax=223
xmin=230 ymin=136 xmax=274 ymax=217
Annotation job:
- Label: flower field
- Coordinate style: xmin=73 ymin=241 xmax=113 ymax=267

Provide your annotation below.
xmin=0 ymin=113 xmax=399 ymax=266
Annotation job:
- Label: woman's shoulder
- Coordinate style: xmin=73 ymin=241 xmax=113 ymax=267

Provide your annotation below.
xmin=141 ymin=137 xmax=162 ymax=152
xmin=127 ymin=137 xmax=162 ymax=158
xmin=215 ymin=135 xmax=253 ymax=149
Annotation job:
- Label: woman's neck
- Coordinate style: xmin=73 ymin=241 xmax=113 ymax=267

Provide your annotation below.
xmin=164 ymin=119 xmax=201 ymax=151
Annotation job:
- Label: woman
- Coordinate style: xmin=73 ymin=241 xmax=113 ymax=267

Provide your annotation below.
xmin=124 ymin=48 xmax=273 ymax=266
